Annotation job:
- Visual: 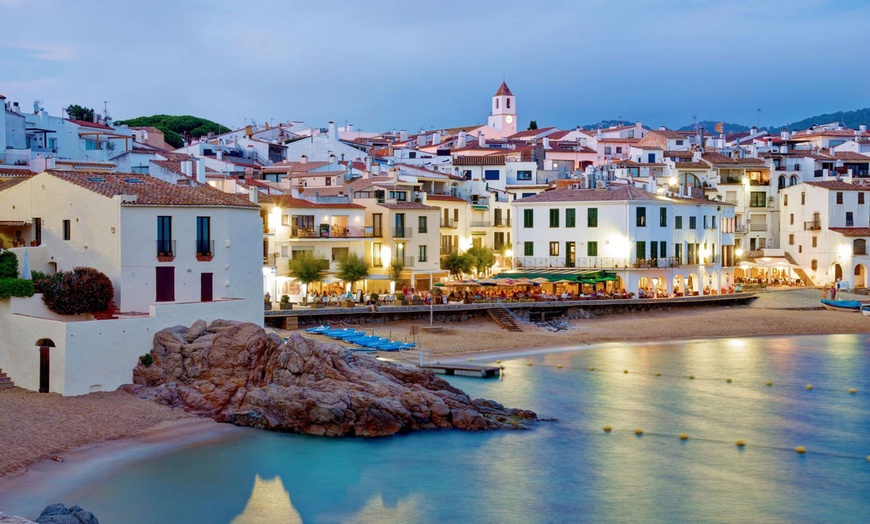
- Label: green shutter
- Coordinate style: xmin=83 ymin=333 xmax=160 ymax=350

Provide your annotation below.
xmin=588 ymin=208 xmax=598 ymax=227
xmin=566 ymin=208 xmax=575 ymax=228
xmin=549 ymin=208 xmax=559 ymax=228
xmin=524 ymin=209 xmax=534 ymax=228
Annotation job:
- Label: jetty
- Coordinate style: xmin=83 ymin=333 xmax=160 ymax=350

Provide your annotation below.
xmin=418 ymin=363 xmax=501 ymax=378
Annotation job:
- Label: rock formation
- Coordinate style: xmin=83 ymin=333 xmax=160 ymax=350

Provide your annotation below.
xmin=34 ymin=504 xmax=98 ymax=524
xmin=122 ymin=320 xmax=536 ymax=437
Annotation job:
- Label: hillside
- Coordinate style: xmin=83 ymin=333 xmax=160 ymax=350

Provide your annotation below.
xmin=677 ymin=120 xmax=751 ymax=134
xmin=115 ymin=115 xmax=231 ymax=149
xmin=777 ymin=108 xmax=870 ymax=131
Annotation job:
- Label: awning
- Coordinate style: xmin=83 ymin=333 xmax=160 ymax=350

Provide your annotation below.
xmin=471 ymin=205 xmax=489 ymax=211
xmin=0 ymin=220 xmax=32 ymax=227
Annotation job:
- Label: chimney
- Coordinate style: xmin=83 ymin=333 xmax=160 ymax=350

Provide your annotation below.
xmin=216 ymin=149 xmax=224 ymax=161
xmin=328 ymin=121 xmax=336 ymax=142
xmin=399 ymin=129 xmax=408 ymax=141
xmin=347 ymin=123 xmax=354 ymax=132
xmin=659 ymin=126 xmax=666 ymax=131
xmin=196 ymin=159 xmax=206 ymax=184
xmin=458 ymin=130 xmax=467 ymax=148
xmin=543 ymin=137 xmax=550 ymax=150
xmin=750 ymin=126 xmax=757 ymax=136
xmin=365 ymin=156 xmax=372 ymax=175
xmin=860 ymin=125 xmax=867 ymax=133
xmin=300 ymin=154 xmax=308 ymax=164
xmin=180 ymin=160 xmax=193 ymax=178
xmin=245 ymin=125 xmax=253 ymax=137
xmin=328 ymin=153 xmax=336 ymax=164
xmin=432 ymin=131 xmax=441 ymax=145
xmin=479 ymin=134 xmax=486 ymax=147
xmin=699 ymin=126 xmax=705 ymax=153
xmin=249 ymin=186 xmax=258 ymax=204
xmin=781 ymin=129 xmax=790 ymax=140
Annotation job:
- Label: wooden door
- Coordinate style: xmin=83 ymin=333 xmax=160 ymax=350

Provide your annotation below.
xmin=156 ymin=266 xmax=175 ymax=302
xmin=201 ymin=272 xmax=213 ymax=302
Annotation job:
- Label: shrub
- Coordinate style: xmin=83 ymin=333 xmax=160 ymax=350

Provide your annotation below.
xmin=139 ymin=353 xmax=154 ymax=367
xmin=31 ymin=270 xmax=50 ymax=294
xmin=280 ymin=294 xmax=290 ymax=303
xmin=0 ymin=278 xmax=35 ymax=299
xmin=42 ymin=267 xmax=115 ymax=315
xmin=0 ymin=251 xmax=18 ymax=279
xmin=369 ymin=293 xmax=379 ymax=302
xmin=396 ymin=292 xmax=405 ymax=302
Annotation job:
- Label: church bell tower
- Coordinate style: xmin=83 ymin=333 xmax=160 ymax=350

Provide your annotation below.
xmin=488 ymin=82 xmax=517 ymax=136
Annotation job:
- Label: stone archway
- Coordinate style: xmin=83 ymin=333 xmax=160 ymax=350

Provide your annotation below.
xmin=35 ymin=338 xmax=56 ymax=393
xmin=673 ymin=274 xmax=686 ymax=296
xmin=833 ymin=263 xmax=843 ymax=282
xmin=855 ymin=264 xmax=867 ymax=289
xmin=687 ymin=273 xmax=699 ymax=295
xmin=709 ymin=272 xmax=719 ymax=294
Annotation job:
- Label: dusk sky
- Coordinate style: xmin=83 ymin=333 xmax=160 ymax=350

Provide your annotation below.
xmin=2 ymin=0 xmax=868 ymax=133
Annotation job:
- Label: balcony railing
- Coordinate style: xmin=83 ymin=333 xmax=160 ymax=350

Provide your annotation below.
xmin=735 ymin=225 xmax=747 ymax=233
xmin=470 ymin=220 xmax=491 ymax=228
xmin=263 ymin=253 xmax=278 ymax=265
xmin=440 ymin=246 xmax=458 ymax=255
xmin=515 ymin=256 xmax=687 ymax=270
xmin=440 ymin=219 xmax=457 ymax=228
xmin=392 ymin=227 xmax=413 ymax=238
xmin=196 ymin=239 xmax=215 ymax=261
xmin=394 ymin=256 xmax=415 ymax=268
xmin=156 ymin=239 xmax=176 ymax=260
xmin=804 ymin=220 xmax=821 ymax=231
xmin=494 ymin=218 xmax=512 ymax=227
xmin=290 ymin=226 xmax=373 ymax=239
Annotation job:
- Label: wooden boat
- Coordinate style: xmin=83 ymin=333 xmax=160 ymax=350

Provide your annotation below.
xmin=861 ymin=304 xmax=870 ymax=317
xmin=820 ymin=299 xmax=862 ymax=312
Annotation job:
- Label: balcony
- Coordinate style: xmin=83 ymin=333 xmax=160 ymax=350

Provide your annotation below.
xmin=394 ymin=256 xmax=415 ymax=268
xmin=196 ymin=239 xmax=214 ymax=261
xmin=440 ymin=246 xmax=459 ymax=255
xmin=734 ymin=225 xmax=747 ymax=233
xmin=156 ymin=239 xmax=176 ymax=261
xmin=470 ymin=220 xmax=491 ymax=228
xmin=263 ymin=253 xmax=278 ymax=266
xmin=392 ymin=227 xmax=413 ymax=238
xmin=290 ymin=226 xmax=373 ymax=239
xmin=440 ymin=219 xmax=457 ymax=229
xmin=515 ymin=256 xmax=684 ymax=270
xmin=494 ymin=218 xmax=512 ymax=227
xmin=804 ymin=220 xmax=821 ymax=231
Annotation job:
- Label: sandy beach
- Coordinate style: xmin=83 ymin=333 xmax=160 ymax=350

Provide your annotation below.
xmin=1 ymin=287 xmax=867 ymax=483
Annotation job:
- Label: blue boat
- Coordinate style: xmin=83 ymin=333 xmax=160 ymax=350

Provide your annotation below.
xmin=820 ymin=299 xmax=862 ymax=312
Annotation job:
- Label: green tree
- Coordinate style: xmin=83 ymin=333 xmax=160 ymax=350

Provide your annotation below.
xmin=115 ymin=114 xmax=231 ymax=149
xmin=527 ymin=120 xmax=538 ymax=131
xmin=288 ymin=251 xmax=328 ymax=288
xmin=336 ymin=253 xmax=369 ymax=291
xmin=65 ymin=104 xmax=95 ymax=122
xmin=466 ymin=246 xmax=496 ymax=277
xmin=441 ymin=252 xmax=472 ymax=280
xmin=388 ymin=259 xmax=404 ymax=284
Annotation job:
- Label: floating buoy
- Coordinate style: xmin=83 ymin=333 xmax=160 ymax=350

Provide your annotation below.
xmin=634 ymin=428 xmax=644 ymax=435
xmin=866 ymin=455 xmax=870 ymax=462
xmin=624 ymin=370 xmax=629 ymax=374
xmin=526 ymin=362 xmax=533 ymax=367
xmin=588 ymin=366 xmax=595 ymax=371
xmin=655 ymin=372 xmax=662 ymax=377
xmin=805 ymin=384 xmax=813 ymax=391
xmin=736 ymin=440 xmax=746 ymax=447
xmin=556 ymin=365 xmax=563 ymax=369
xmin=603 ymin=425 xmax=612 ymax=433
xmin=679 ymin=433 xmax=688 ymax=440
xmin=765 ymin=381 xmax=773 ymax=387
xmin=795 ymin=446 xmax=806 ymax=454
xmin=849 ymin=388 xmax=857 ymax=394
xmin=495 ymin=360 xmax=502 ymax=364
xmin=688 ymin=375 xmax=695 ymax=380
xmin=726 ymin=378 xmax=732 ymax=383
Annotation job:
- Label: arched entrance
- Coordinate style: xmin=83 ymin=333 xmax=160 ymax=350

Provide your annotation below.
xmin=35 ymin=338 xmax=55 ymax=393
xmin=855 ymin=264 xmax=867 ymax=289
xmin=673 ymin=274 xmax=685 ymax=296
xmin=833 ymin=263 xmax=843 ymax=282
xmin=709 ymin=272 xmax=719 ymax=294
xmin=687 ymin=273 xmax=699 ymax=295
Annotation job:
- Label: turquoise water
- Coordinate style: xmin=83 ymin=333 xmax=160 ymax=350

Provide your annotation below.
xmin=5 ymin=335 xmax=870 ymax=523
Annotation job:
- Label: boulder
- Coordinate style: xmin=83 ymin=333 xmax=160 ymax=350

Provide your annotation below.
xmin=34 ymin=504 xmax=98 ymax=524
xmin=123 ymin=321 xmax=536 ymax=437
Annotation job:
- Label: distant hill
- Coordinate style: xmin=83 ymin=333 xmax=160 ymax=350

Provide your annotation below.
xmin=578 ymin=120 xmax=634 ymax=130
xmin=777 ymin=108 xmax=870 ymax=131
xmin=677 ymin=121 xmax=751 ymax=134
xmin=115 ymin=115 xmax=231 ymax=149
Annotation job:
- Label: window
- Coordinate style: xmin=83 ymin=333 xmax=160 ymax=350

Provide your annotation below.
xmin=636 ymin=241 xmax=646 ymax=260
xmin=157 ymin=216 xmax=172 ymax=255
xmin=799 ymin=245 xmax=802 ymax=253
xmin=784 ymin=194 xmax=788 ymax=206
xmin=676 ymin=140 xmax=684 ymax=146
xmin=373 ymin=243 xmax=384 ymax=266
xmin=801 ymin=192 xmax=806 ymax=205
xmin=660 ymin=208 xmax=667 ymax=227
xmin=689 ymin=216 xmax=697 ymax=229
xmin=566 ymin=208 xmax=576 ymax=228
xmin=750 ymin=192 xmax=766 ymax=207
xmin=604 ymin=146 xmax=612 ymax=155
xmin=549 ymin=209 xmax=559 ymax=228
xmin=331 ymin=247 xmax=349 ymax=261
xmin=523 ymin=209 xmax=534 ymax=228
xmin=712 ymin=216 xmax=717 ymax=229
xmin=587 ymin=241 xmax=598 ymax=256
xmin=484 ymin=170 xmax=500 ymax=181
xmin=660 ymin=241 xmax=667 ymax=259
xmin=196 ymin=216 xmax=211 ymax=255
xmin=389 ymin=190 xmax=407 ymax=201
xmin=587 ymin=208 xmax=598 ymax=227
xmin=636 ymin=207 xmax=646 ymax=227
xmin=812 ymin=237 xmax=817 ymax=248
xmin=789 ymin=234 xmax=794 ymax=245
xmin=861 ymin=193 xmax=866 ymax=205
xmin=418 ymin=216 xmax=428 ymax=234
xmin=854 ymin=239 xmax=867 ymax=255
xmin=394 ymin=213 xmax=406 ymax=237
xmin=453 ymin=209 xmax=459 ymax=222
xmin=494 ymin=232 xmax=507 ymax=250
xmin=63 ymin=219 xmax=71 ymax=241
xmin=675 ymin=216 xmax=683 ymax=229
xmin=418 ymin=245 xmax=428 ymax=262
xmin=549 ymin=242 xmax=559 ymax=256
xmin=836 ymin=192 xmax=843 ymax=204
xmin=703 ymin=216 xmax=708 ymax=229
xmin=648 ymin=153 xmax=656 ymax=163
xmin=846 ymin=212 xmax=854 ymax=227
xmin=524 ymin=241 xmax=534 ymax=256
xmin=811 ymin=259 xmax=818 ymax=271
xmin=495 ymin=99 xmax=499 ymax=109
xmin=675 ymin=243 xmax=683 ymax=264
xmin=616 ymin=147 xmax=623 ymax=154
xmin=790 ymin=213 xmax=794 ymax=225
xmin=507 ymin=98 xmax=511 ymax=109
xmin=517 ymin=170 xmax=532 ymax=181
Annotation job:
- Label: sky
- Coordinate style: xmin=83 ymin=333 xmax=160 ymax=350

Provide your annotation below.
xmin=1 ymin=0 xmax=868 ymax=133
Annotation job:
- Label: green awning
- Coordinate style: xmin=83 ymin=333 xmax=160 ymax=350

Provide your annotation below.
xmin=471 ymin=205 xmax=489 ymax=211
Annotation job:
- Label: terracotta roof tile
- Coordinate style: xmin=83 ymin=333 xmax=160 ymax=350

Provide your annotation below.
xmin=262 ymin=194 xmax=363 ymax=209
xmin=426 ymin=194 xmax=467 ymax=203
xmin=65 ymin=119 xmax=114 ymax=130
xmin=45 ymin=170 xmax=258 ymax=208
xmin=830 ymin=228 xmax=870 ymax=237
xmin=804 ymin=180 xmax=867 ymax=191
xmin=507 ymin=127 xmax=556 ymax=139
xmin=379 ymin=201 xmax=438 ymax=210
xmin=494 ymin=82 xmax=513 ymax=96
xmin=701 ymin=152 xmax=766 ymax=166
xmin=453 ymin=155 xmax=506 ymax=166
xmin=0 ymin=167 xmax=35 ymax=177
xmin=674 ymin=161 xmax=710 ymax=169
xmin=515 ymin=185 xmax=660 ymax=203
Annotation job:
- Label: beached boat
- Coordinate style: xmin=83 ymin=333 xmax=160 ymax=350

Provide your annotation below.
xmin=862 ymin=304 xmax=870 ymax=317
xmin=820 ymin=299 xmax=862 ymax=312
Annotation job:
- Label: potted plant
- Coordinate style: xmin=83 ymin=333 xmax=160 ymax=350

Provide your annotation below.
xmin=30 ymin=240 xmax=38 ymax=247
xmin=369 ymin=292 xmax=379 ymax=303
xmin=396 ymin=292 xmax=406 ymax=306
xmin=264 ymin=293 xmax=272 ymax=311
xmin=280 ymin=294 xmax=292 ymax=310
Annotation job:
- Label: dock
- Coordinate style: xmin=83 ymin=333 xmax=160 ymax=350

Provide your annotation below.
xmin=418 ymin=363 xmax=501 ymax=378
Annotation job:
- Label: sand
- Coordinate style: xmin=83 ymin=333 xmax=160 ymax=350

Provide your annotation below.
xmin=1 ymin=287 xmax=866 ymax=481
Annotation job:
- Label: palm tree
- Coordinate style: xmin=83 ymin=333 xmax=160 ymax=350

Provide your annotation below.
xmin=336 ymin=253 xmax=369 ymax=291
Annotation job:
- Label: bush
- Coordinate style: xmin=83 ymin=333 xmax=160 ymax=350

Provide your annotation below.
xmin=139 ymin=353 xmax=154 ymax=367
xmin=280 ymin=294 xmax=290 ymax=304
xmin=31 ymin=270 xmax=50 ymax=294
xmin=396 ymin=292 xmax=405 ymax=302
xmin=42 ymin=267 xmax=115 ymax=315
xmin=0 ymin=251 xmax=18 ymax=279
xmin=369 ymin=293 xmax=379 ymax=302
xmin=0 ymin=278 xmax=35 ymax=299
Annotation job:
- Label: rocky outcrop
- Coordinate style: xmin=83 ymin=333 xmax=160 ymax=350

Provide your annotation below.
xmin=122 ymin=321 xmax=536 ymax=437
xmin=34 ymin=504 xmax=98 ymax=524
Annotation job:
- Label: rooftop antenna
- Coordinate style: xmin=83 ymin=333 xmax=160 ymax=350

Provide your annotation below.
xmin=103 ymin=100 xmax=110 ymax=120
xmin=693 ymin=114 xmax=698 ymax=134
xmin=756 ymin=108 xmax=761 ymax=127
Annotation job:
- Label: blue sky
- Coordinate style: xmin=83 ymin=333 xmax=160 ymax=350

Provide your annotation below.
xmin=1 ymin=0 xmax=867 ymax=132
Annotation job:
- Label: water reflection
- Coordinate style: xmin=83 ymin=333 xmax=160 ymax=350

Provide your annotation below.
xmin=344 ymin=493 xmax=426 ymax=524
xmin=231 ymin=475 xmax=301 ymax=524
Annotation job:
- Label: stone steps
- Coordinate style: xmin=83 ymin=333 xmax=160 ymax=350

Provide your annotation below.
xmin=488 ymin=308 xmax=522 ymax=332
xmin=0 ymin=369 xmax=15 ymax=389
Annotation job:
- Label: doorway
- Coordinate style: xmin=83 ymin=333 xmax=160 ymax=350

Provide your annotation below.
xmin=35 ymin=338 xmax=55 ymax=393
xmin=565 ymin=242 xmax=575 ymax=267
xmin=201 ymin=272 xmax=213 ymax=302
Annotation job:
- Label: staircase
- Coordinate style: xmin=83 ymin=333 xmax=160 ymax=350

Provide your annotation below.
xmin=783 ymin=252 xmax=814 ymax=286
xmin=0 ymin=369 xmax=15 ymax=390
xmin=488 ymin=307 xmax=522 ymax=332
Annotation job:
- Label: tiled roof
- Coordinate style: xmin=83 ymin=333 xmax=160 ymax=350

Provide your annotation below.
xmin=262 ymin=195 xmax=363 ymax=209
xmin=701 ymin=152 xmax=766 ymax=166
xmin=426 ymin=194 xmax=467 ymax=203
xmin=507 ymin=127 xmax=556 ymax=139
xmin=346 ymin=176 xmax=393 ymax=193
xmin=832 ymin=151 xmax=870 ymax=161
xmin=635 ymin=130 xmax=686 ymax=150
xmin=0 ymin=177 xmax=31 ymax=191
xmin=379 ymin=201 xmax=438 ymax=210
xmin=664 ymin=150 xmax=694 ymax=159
xmin=65 ymin=119 xmax=114 ymax=130
xmin=804 ymin=180 xmax=866 ymax=191
xmin=0 ymin=167 xmax=35 ymax=177
xmin=515 ymin=185 xmax=660 ymax=203
xmin=453 ymin=155 xmax=506 ymax=166
xmin=546 ymin=130 xmax=571 ymax=140
xmin=264 ymin=160 xmax=331 ymax=174
xmin=830 ymin=228 xmax=870 ymax=237
xmin=45 ymin=170 xmax=259 ymax=208
xmin=494 ymin=82 xmax=513 ymax=96
xmin=546 ymin=144 xmax=597 ymax=154
xmin=674 ymin=161 xmax=710 ymax=169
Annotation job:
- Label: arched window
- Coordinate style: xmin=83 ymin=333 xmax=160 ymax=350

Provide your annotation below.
xmin=854 ymin=239 xmax=866 ymax=255
xmin=790 ymin=175 xmax=798 ymax=186
xmin=507 ymin=98 xmax=511 ymax=109
xmin=495 ymin=99 xmax=499 ymax=109
xmin=778 ymin=175 xmax=786 ymax=189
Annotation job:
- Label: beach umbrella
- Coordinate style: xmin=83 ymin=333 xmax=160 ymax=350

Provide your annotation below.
xmin=530 ymin=277 xmax=550 ymax=284
xmin=475 ymin=278 xmax=499 ymax=286
xmin=20 ymin=248 xmax=31 ymax=280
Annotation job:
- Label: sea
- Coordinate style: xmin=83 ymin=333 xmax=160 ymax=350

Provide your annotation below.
xmin=2 ymin=334 xmax=870 ymax=523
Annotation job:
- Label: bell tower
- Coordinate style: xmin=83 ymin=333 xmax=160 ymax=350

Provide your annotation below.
xmin=488 ymin=82 xmax=517 ymax=136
